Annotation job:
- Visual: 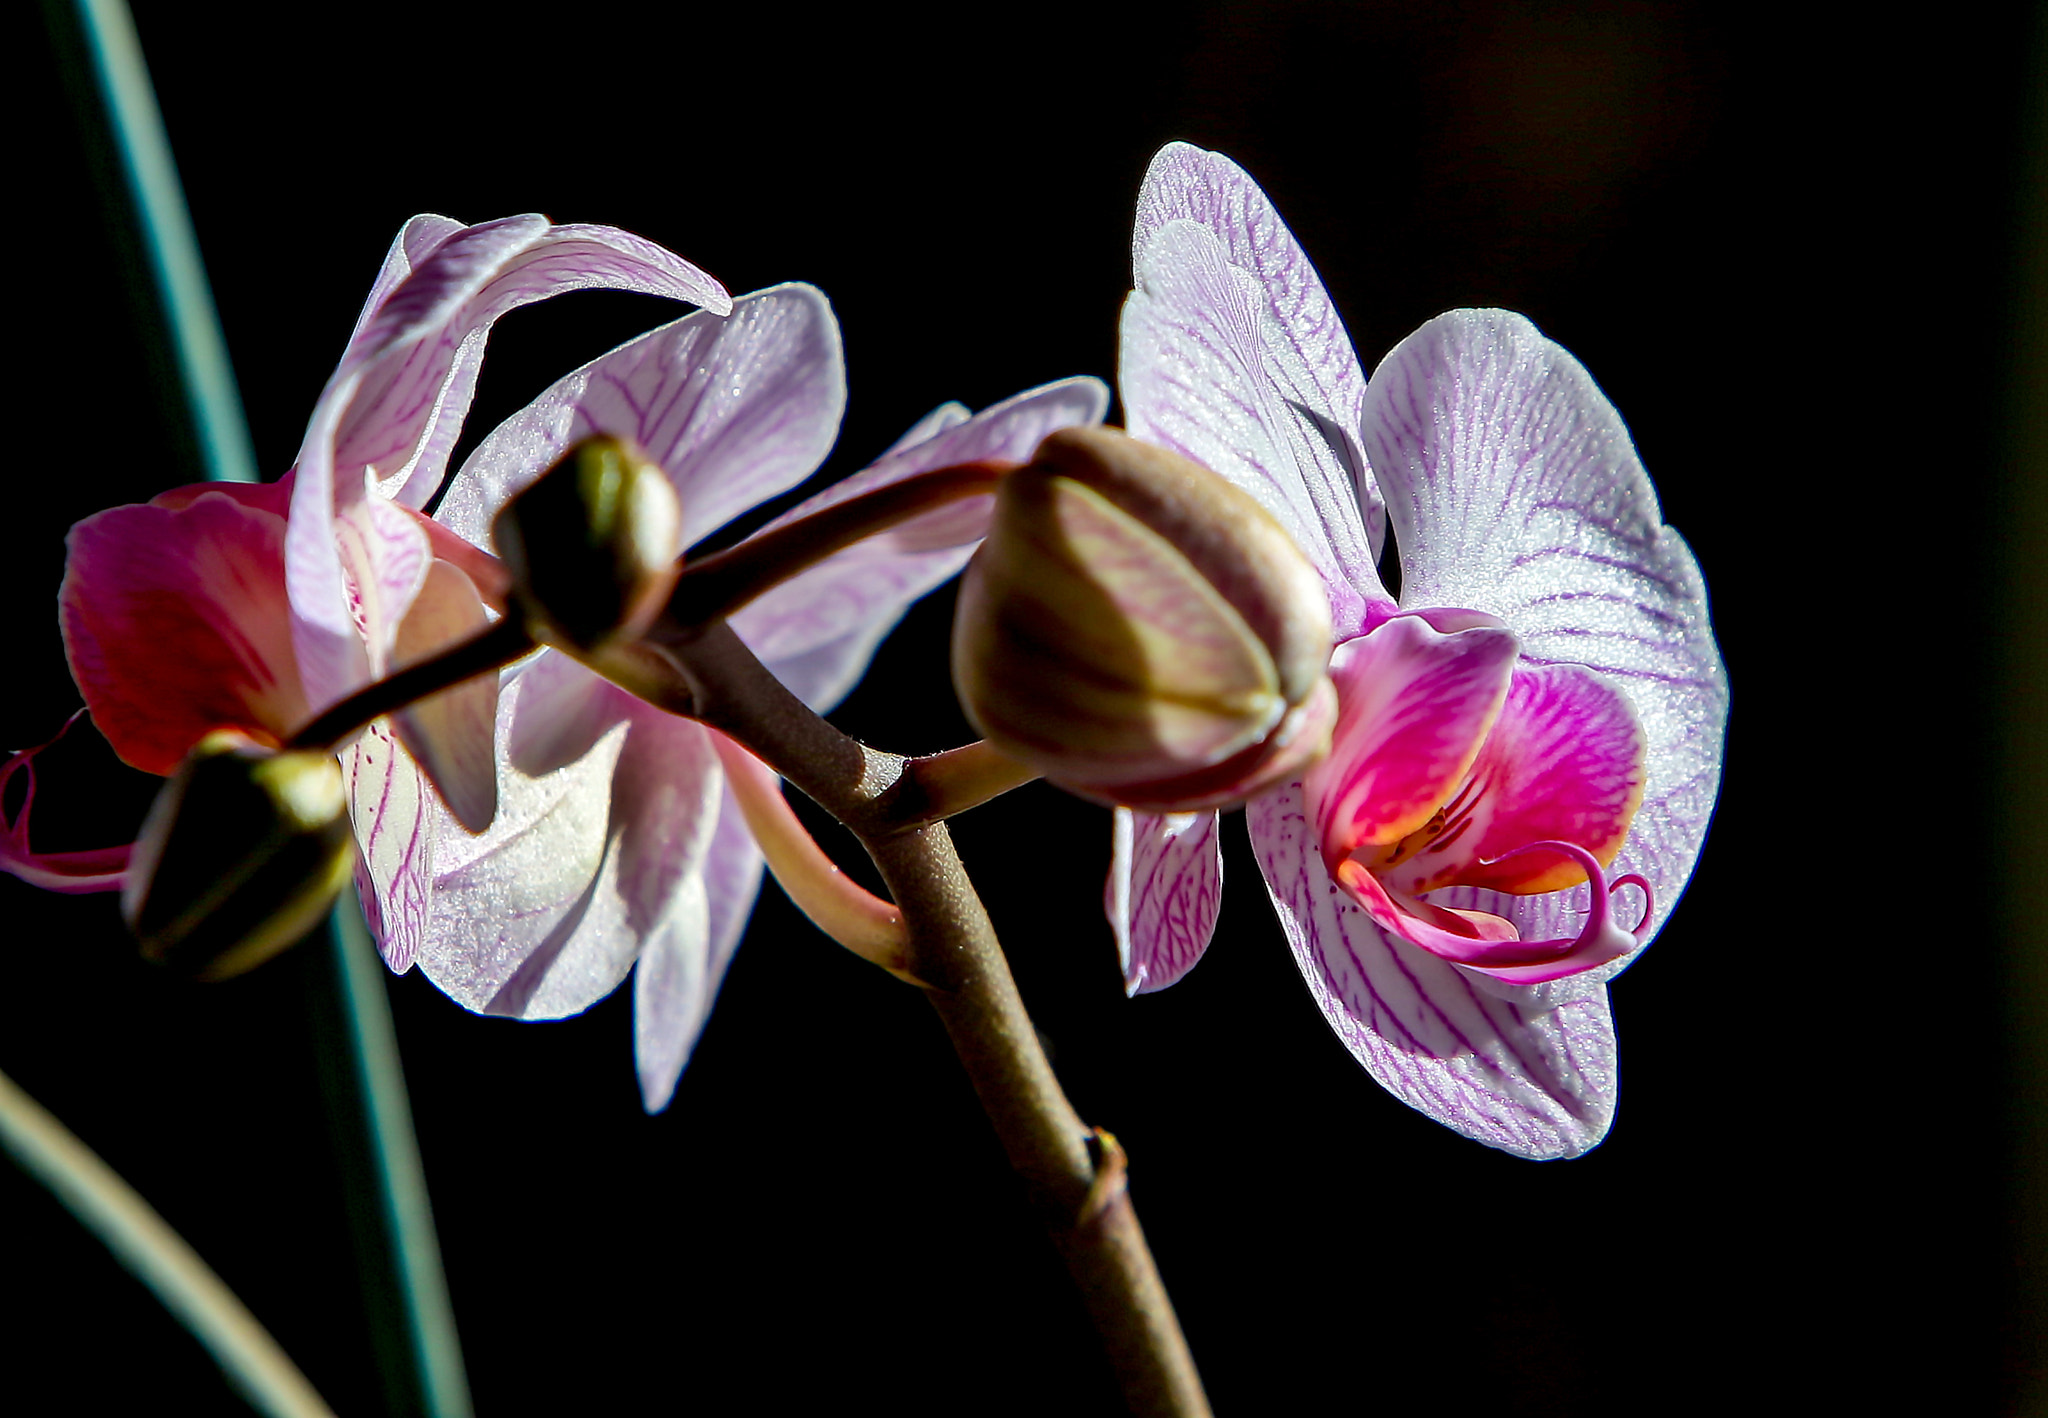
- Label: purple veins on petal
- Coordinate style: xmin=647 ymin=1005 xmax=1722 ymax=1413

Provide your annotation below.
xmin=1107 ymin=807 xmax=1224 ymax=995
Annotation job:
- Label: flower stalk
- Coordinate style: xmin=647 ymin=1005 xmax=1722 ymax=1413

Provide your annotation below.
xmin=651 ymin=618 xmax=1212 ymax=1418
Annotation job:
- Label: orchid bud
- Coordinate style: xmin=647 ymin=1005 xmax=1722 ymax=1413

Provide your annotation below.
xmin=122 ymin=730 xmax=353 ymax=980
xmin=493 ymin=434 xmax=684 ymax=652
xmin=952 ymin=426 xmax=1335 ymax=812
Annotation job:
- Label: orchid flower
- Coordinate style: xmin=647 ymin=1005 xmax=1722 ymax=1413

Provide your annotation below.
xmin=1110 ymin=143 xmax=1726 ymax=1158
xmin=30 ymin=216 xmax=727 ymax=893
xmin=407 ymin=290 xmax=1108 ymax=1108
xmin=18 ymin=209 xmax=1109 ymax=1109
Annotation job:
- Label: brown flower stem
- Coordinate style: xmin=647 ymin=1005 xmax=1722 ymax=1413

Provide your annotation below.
xmin=654 ymin=619 xmax=1211 ymax=1418
xmin=285 ymin=617 xmax=535 ymax=753
xmin=666 ymin=460 xmax=1012 ymax=626
xmin=894 ymin=740 xmax=1043 ymax=825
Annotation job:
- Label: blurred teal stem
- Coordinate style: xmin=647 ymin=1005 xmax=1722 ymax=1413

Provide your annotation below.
xmin=54 ymin=1 xmax=473 ymax=1412
xmin=0 ymin=1066 xmax=338 ymax=1418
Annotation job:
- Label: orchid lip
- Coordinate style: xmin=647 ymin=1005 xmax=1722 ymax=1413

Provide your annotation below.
xmin=1459 ymin=838 xmax=1656 ymax=981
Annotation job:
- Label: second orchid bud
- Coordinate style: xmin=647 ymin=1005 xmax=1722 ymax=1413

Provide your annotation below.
xmin=493 ymin=434 xmax=684 ymax=653
xmin=953 ymin=426 xmax=1334 ymax=812
xmin=123 ymin=730 xmax=354 ymax=980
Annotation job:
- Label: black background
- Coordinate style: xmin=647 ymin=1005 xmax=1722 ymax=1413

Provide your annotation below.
xmin=6 ymin=3 xmax=2035 ymax=1414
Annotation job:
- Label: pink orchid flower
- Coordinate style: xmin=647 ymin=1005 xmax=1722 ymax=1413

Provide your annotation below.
xmin=18 ymin=210 xmax=1109 ymax=1109
xmin=1109 ymin=144 xmax=1726 ymax=1158
xmin=412 ymin=292 xmax=1107 ymax=1108
xmin=39 ymin=214 xmax=728 ymax=885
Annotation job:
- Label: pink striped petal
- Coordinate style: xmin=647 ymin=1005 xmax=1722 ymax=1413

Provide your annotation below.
xmin=1360 ymin=310 xmax=1727 ymax=966
xmin=333 ymin=217 xmax=731 ymax=508
xmin=345 ymin=214 xmax=467 ymax=352
xmin=733 ymin=377 xmax=1111 ymax=709
xmin=290 ymin=219 xmax=730 ymax=711
xmin=1122 ymin=220 xmax=1382 ymax=639
xmin=1380 ymin=663 xmax=1646 ymax=898
xmin=61 ymin=492 xmax=307 ymax=773
xmin=1105 ymin=807 xmax=1222 ymax=995
xmin=439 ymin=285 xmax=844 ymax=555
xmin=1126 ymin=144 xmax=1384 ymax=635
xmin=1302 ymin=615 xmax=1518 ymax=872
xmin=345 ymin=719 xmax=434 ymax=973
xmin=1248 ymin=785 xmax=1617 ymax=1158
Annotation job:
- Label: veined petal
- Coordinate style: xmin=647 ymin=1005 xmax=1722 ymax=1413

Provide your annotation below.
xmin=440 ymin=285 xmax=844 ymax=552
xmin=286 ymin=366 xmax=372 ymax=714
xmin=1122 ymin=219 xmax=1382 ymax=638
xmin=606 ymin=700 xmax=722 ymax=938
xmin=1134 ymin=142 xmax=1386 ymax=561
xmin=1360 ymin=310 xmax=1728 ymax=964
xmin=414 ymin=672 xmax=632 ymax=1020
xmin=731 ymin=378 xmax=1108 ymax=710
xmin=504 ymin=650 xmax=621 ymax=778
xmin=346 ymin=719 xmax=434 ymax=972
xmin=345 ymin=215 xmax=468 ymax=352
xmin=390 ymin=560 xmax=500 ymax=833
xmin=1381 ymin=663 xmax=1646 ymax=897
xmin=1302 ymin=615 xmax=1517 ymax=871
xmin=1106 ymin=807 xmax=1222 ymax=995
xmin=334 ymin=475 xmax=433 ymax=679
xmin=61 ymin=493 xmax=307 ymax=773
xmin=1248 ymin=785 xmax=1617 ymax=1159
xmin=333 ymin=217 xmax=732 ymax=509
xmin=634 ymin=779 xmax=764 ymax=1111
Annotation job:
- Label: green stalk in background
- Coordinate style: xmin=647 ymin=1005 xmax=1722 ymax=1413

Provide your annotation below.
xmin=27 ymin=2 xmax=474 ymax=1413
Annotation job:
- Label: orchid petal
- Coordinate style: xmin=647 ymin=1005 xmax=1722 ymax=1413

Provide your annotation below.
xmin=732 ymin=377 xmax=1112 ymax=709
xmin=634 ymin=779 xmax=764 ymax=1111
xmin=334 ymin=217 xmax=732 ymax=508
xmin=440 ymin=285 xmax=844 ymax=553
xmin=285 ymin=372 xmax=372 ymax=713
xmin=607 ymin=701 xmax=722 ymax=938
xmin=61 ymin=493 xmax=306 ymax=773
xmin=413 ymin=673 xmax=631 ymax=1020
xmin=345 ymin=214 xmax=467 ymax=352
xmin=1135 ymin=142 xmax=1385 ymax=559
xmin=1302 ymin=616 xmax=1518 ymax=869
xmin=1424 ymin=664 xmax=1646 ymax=896
xmin=345 ymin=719 xmax=434 ymax=973
xmin=288 ymin=220 xmax=730 ymax=709
xmin=335 ymin=478 xmax=433 ymax=679
xmin=1360 ymin=310 xmax=1727 ymax=969
xmin=504 ymin=651 xmax=622 ymax=778
xmin=1106 ymin=807 xmax=1222 ymax=995
xmin=1130 ymin=145 xmax=1384 ymax=631
xmin=390 ymin=560 xmax=500 ymax=834
xmin=1248 ymin=785 xmax=1616 ymax=1159
xmin=879 ymin=401 xmax=971 ymax=456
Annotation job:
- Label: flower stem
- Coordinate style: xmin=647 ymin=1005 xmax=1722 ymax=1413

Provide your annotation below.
xmin=709 ymin=733 xmax=919 ymax=982
xmin=657 ymin=619 xmax=1212 ymax=1417
xmin=0 ymin=1065 xmax=337 ymax=1418
xmin=897 ymin=740 xmax=1042 ymax=824
xmin=58 ymin=5 xmax=475 ymax=1409
xmin=667 ymin=460 xmax=1012 ymax=626
xmin=286 ymin=617 xmax=534 ymax=753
